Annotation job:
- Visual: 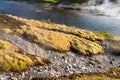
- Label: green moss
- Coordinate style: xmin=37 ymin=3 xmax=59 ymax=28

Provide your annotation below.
xmin=42 ymin=0 xmax=59 ymax=3
xmin=40 ymin=19 xmax=52 ymax=24
xmin=94 ymin=31 xmax=113 ymax=40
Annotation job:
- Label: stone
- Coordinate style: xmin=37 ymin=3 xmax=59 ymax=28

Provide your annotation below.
xmin=109 ymin=40 xmax=120 ymax=54
xmin=89 ymin=60 xmax=96 ymax=66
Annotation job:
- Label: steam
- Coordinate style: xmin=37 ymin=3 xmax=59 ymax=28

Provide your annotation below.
xmin=86 ymin=0 xmax=120 ymax=19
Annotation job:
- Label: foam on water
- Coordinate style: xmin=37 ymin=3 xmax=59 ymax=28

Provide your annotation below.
xmin=86 ymin=0 xmax=120 ymax=19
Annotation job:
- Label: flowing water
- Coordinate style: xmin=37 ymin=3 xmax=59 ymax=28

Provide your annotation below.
xmin=87 ymin=0 xmax=120 ymax=19
xmin=0 ymin=0 xmax=120 ymax=35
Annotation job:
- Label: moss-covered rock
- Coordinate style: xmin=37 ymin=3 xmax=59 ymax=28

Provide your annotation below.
xmin=0 ymin=14 xmax=105 ymax=55
xmin=94 ymin=31 xmax=113 ymax=40
xmin=70 ymin=36 xmax=104 ymax=55
xmin=0 ymin=39 xmax=48 ymax=72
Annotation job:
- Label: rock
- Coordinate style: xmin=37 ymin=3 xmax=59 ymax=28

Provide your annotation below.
xmin=0 ymin=14 xmax=105 ymax=55
xmin=109 ymin=40 xmax=120 ymax=54
xmin=51 ymin=5 xmax=82 ymax=12
xmin=0 ymin=75 xmax=9 ymax=80
xmin=89 ymin=60 xmax=96 ymax=66
xmin=95 ymin=57 xmax=103 ymax=64
xmin=109 ymin=61 xmax=113 ymax=65
xmin=89 ymin=64 xmax=94 ymax=67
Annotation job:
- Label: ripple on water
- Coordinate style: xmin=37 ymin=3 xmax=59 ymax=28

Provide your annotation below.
xmin=1 ymin=1 xmax=120 ymax=35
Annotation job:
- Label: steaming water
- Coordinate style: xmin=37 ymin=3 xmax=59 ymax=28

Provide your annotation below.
xmin=86 ymin=0 xmax=120 ymax=19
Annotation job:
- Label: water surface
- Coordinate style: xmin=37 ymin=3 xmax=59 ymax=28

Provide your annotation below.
xmin=1 ymin=0 xmax=120 ymax=35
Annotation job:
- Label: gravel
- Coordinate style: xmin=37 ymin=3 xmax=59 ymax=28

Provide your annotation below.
xmin=0 ymin=33 xmax=119 ymax=80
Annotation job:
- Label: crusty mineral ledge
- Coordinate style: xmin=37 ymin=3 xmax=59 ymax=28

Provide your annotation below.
xmin=0 ymin=14 xmax=105 ymax=55
xmin=0 ymin=39 xmax=48 ymax=72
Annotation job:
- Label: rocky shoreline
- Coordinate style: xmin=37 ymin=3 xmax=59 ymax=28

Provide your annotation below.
xmin=0 ymin=33 xmax=119 ymax=79
xmin=10 ymin=0 xmax=83 ymax=13
xmin=0 ymin=14 xmax=119 ymax=80
xmin=36 ymin=3 xmax=105 ymax=17
xmin=36 ymin=3 xmax=82 ymax=13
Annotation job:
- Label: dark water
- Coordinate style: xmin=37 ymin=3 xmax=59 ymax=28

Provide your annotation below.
xmin=1 ymin=0 xmax=120 ymax=35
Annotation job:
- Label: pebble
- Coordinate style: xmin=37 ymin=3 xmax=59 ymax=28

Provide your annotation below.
xmin=0 ymin=75 xmax=10 ymax=80
xmin=89 ymin=60 xmax=96 ymax=66
xmin=89 ymin=64 xmax=94 ymax=67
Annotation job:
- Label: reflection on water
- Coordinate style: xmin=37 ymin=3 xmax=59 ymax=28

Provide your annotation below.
xmin=0 ymin=1 xmax=120 ymax=35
